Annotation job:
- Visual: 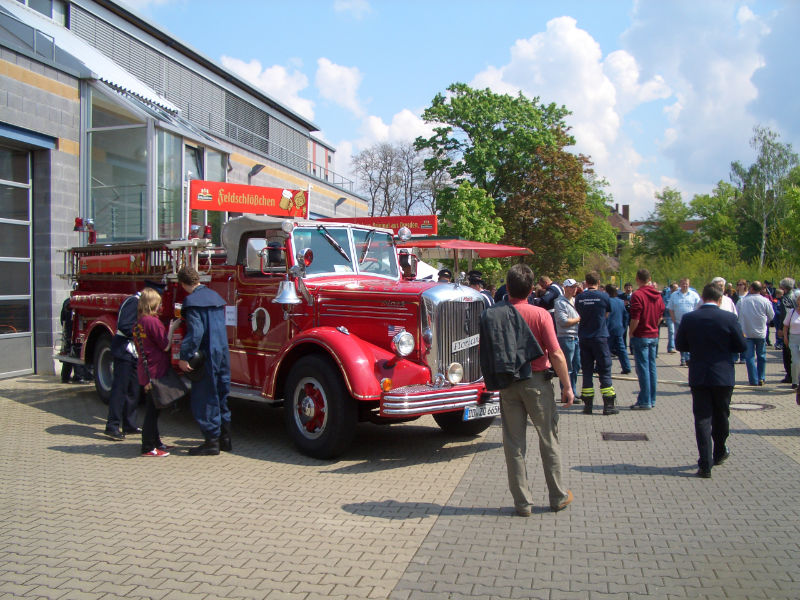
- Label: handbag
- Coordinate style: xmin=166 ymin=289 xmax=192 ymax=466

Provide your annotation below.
xmin=148 ymin=368 xmax=189 ymax=409
xmin=134 ymin=323 xmax=188 ymax=410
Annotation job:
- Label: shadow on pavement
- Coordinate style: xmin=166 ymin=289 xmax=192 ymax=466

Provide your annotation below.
xmin=341 ymin=498 xmax=516 ymax=519
xmin=572 ymin=463 xmax=697 ymax=477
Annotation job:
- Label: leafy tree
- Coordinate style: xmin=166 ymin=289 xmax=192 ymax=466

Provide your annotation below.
xmin=636 ymin=187 xmax=692 ymax=258
xmin=499 ymin=145 xmax=596 ymax=277
xmin=566 ymin=177 xmax=617 ymax=270
xmin=414 ymin=83 xmax=572 ymax=204
xmin=730 ymin=125 xmax=799 ymax=270
xmin=438 ymin=181 xmax=504 ymax=242
xmin=689 ymin=181 xmax=738 ymax=259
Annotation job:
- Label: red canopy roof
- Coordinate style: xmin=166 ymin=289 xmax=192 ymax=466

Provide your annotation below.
xmin=396 ymin=238 xmax=532 ymax=259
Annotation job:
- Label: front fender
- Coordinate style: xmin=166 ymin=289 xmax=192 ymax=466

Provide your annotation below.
xmin=273 ymin=327 xmax=431 ymax=401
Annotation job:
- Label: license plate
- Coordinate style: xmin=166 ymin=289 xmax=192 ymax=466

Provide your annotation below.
xmin=452 ymin=334 xmax=480 ymax=353
xmin=463 ymin=402 xmax=500 ymax=421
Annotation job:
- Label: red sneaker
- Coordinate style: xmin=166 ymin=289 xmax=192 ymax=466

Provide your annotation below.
xmin=141 ymin=448 xmax=169 ymax=457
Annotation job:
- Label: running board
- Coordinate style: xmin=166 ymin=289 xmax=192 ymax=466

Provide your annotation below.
xmin=228 ymin=384 xmax=281 ymax=405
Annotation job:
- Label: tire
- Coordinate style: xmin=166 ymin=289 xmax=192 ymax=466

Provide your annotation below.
xmin=283 ymin=355 xmax=357 ymax=459
xmin=433 ymin=410 xmax=496 ymax=436
xmin=92 ymin=335 xmax=113 ymax=405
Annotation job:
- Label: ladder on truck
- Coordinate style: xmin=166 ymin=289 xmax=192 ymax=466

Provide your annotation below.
xmin=60 ymin=239 xmax=213 ymax=281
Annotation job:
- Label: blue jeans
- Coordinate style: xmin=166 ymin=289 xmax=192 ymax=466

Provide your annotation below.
xmin=744 ymin=337 xmax=767 ymax=385
xmin=664 ymin=316 xmax=675 ymax=352
xmin=632 ymin=337 xmax=659 ymax=407
xmin=557 ymin=335 xmax=580 ymax=395
xmin=608 ymin=332 xmax=631 ymax=372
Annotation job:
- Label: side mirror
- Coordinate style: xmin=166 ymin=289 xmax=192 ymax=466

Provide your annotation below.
xmin=297 ymin=248 xmax=314 ymax=267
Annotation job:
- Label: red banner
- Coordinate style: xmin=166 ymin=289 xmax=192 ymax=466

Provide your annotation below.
xmin=189 ymin=180 xmax=308 ymax=218
xmin=318 ymin=215 xmax=438 ymax=235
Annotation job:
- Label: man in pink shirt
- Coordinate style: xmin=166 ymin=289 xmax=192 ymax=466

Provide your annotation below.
xmin=495 ymin=264 xmax=574 ymax=516
xmin=629 ymin=268 xmax=665 ymax=409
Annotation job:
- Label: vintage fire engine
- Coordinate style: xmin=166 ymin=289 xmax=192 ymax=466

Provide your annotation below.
xmin=57 ymin=215 xmax=499 ymax=458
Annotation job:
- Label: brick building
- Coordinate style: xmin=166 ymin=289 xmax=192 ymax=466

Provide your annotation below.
xmin=0 ymin=0 xmax=368 ymax=378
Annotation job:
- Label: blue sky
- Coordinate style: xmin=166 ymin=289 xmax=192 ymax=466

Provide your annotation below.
xmin=125 ymin=0 xmax=798 ymax=220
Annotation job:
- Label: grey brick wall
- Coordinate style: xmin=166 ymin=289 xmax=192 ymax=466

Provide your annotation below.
xmin=0 ymin=47 xmax=81 ymax=375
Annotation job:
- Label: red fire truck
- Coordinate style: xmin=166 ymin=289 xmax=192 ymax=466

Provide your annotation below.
xmin=57 ymin=215 xmax=499 ymax=458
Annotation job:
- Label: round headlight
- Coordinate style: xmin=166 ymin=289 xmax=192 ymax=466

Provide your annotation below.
xmin=391 ymin=330 xmax=415 ymax=357
xmin=446 ymin=362 xmax=464 ymax=384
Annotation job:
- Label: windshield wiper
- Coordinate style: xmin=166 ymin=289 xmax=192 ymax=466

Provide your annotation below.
xmin=358 ymin=229 xmax=375 ymax=264
xmin=316 ymin=225 xmax=351 ymax=262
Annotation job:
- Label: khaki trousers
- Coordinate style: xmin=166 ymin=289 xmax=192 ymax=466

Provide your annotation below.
xmin=499 ymin=371 xmax=569 ymax=511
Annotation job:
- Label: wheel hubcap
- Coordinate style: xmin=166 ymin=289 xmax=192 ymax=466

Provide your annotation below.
xmin=294 ymin=379 xmax=327 ymax=439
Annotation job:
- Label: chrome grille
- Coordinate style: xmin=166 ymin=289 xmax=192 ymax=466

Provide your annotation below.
xmin=435 ymin=299 xmax=484 ymax=383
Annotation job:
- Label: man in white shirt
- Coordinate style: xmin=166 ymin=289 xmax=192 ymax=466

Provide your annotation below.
xmin=668 ymin=278 xmax=701 ymax=367
xmin=738 ymin=281 xmax=775 ymax=386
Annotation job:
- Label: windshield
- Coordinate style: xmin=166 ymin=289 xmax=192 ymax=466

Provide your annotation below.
xmin=353 ymin=229 xmax=398 ymax=278
xmin=291 ymin=226 xmax=354 ymax=276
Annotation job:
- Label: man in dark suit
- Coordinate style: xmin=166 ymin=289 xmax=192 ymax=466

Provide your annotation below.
xmin=675 ymin=283 xmax=747 ymax=478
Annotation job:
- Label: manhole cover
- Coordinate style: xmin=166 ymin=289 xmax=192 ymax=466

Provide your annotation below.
xmin=601 ymin=432 xmax=649 ymax=441
xmin=730 ymin=402 xmax=775 ymax=411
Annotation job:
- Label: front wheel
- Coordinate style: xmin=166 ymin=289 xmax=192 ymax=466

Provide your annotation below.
xmin=92 ymin=335 xmax=113 ymax=405
xmin=433 ymin=410 xmax=496 ymax=436
xmin=283 ymin=355 xmax=357 ymax=459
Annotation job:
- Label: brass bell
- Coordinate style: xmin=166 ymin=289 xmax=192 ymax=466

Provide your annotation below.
xmin=273 ymin=276 xmax=302 ymax=306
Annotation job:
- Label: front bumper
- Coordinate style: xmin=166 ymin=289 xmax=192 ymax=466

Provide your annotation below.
xmin=380 ymin=384 xmax=499 ymax=417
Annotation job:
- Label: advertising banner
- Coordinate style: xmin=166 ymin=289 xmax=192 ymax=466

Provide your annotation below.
xmin=189 ymin=180 xmax=308 ymax=218
xmin=318 ymin=215 xmax=438 ymax=235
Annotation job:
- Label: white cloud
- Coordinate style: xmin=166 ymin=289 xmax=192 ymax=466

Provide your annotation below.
xmin=621 ymin=2 xmax=771 ymax=187
xmin=333 ymin=0 xmax=371 ymax=19
xmin=469 ymin=16 xmax=671 ymax=218
xmin=315 ymin=58 xmax=365 ymax=118
xmin=220 ymin=56 xmax=314 ymax=120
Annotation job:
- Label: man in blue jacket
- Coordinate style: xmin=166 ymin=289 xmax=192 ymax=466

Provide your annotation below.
xmin=178 ymin=266 xmax=232 ymax=456
xmin=675 ymin=283 xmax=747 ymax=478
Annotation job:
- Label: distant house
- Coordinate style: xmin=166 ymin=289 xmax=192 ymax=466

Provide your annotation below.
xmin=629 ymin=219 xmax=703 ymax=234
xmin=607 ymin=204 xmax=637 ymax=254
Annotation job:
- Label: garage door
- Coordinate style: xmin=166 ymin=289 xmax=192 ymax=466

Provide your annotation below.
xmin=0 ymin=147 xmax=33 ymax=378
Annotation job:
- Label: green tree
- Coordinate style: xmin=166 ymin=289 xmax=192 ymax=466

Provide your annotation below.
xmin=689 ymin=181 xmax=738 ymax=259
xmin=438 ymin=181 xmax=504 ymax=242
xmin=730 ymin=125 xmax=799 ymax=270
xmin=414 ymin=83 xmax=572 ymax=204
xmin=636 ymin=187 xmax=692 ymax=258
xmin=499 ymin=145 xmax=597 ymax=276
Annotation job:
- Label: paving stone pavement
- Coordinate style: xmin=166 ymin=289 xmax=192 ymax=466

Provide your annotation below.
xmin=1 ymin=336 xmax=798 ymax=599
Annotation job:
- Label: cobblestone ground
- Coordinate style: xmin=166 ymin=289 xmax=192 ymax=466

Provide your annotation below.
xmin=1 ymin=337 xmax=798 ymax=599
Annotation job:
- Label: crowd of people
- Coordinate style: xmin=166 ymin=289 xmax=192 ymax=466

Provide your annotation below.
xmin=480 ymin=267 xmax=798 ymax=513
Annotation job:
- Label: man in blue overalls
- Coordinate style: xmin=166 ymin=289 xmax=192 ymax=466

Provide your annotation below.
xmin=177 ymin=266 xmax=232 ymax=456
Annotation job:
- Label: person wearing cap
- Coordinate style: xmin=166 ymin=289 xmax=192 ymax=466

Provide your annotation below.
xmin=554 ymin=278 xmax=581 ymax=397
xmin=468 ymin=271 xmax=494 ymax=306
xmin=177 ymin=266 xmax=232 ymax=456
xmin=437 ymin=269 xmax=452 ymax=283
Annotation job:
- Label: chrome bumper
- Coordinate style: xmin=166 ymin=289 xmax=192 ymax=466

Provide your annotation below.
xmin=381 ymin=385 xmax=499 ymax=417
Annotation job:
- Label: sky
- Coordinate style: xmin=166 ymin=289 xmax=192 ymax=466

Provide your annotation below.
xmin=122 ymin=0 xmax=799 ymax=221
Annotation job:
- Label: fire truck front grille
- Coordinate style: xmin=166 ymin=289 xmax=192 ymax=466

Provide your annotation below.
xmin=435 ymin=300 xmax=483 ymax=383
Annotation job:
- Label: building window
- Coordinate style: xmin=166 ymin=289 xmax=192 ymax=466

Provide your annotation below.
xmin=87 ymin=87 xmax=147 ymax=242
xmin=17 ymin=0 xmax=67 ymax=25
xmin=156 ymin=130 xmax=182 ymax=239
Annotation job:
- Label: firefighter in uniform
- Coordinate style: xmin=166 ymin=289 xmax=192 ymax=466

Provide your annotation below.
xmin=177 ymin=266 xmax=232 ymax=455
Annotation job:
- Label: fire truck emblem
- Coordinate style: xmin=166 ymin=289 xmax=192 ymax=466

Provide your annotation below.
xmin=197 ymin=188 xmax=213 ymax=202
xmin=250 ymin=307 xmax=270 ymax=335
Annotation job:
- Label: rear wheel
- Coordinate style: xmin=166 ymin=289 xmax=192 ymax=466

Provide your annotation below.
xmin=92 ymin=335 xmax=113 ymax=405
xmin=284 ymin=355 xmax=357 ymax=459
xmin=433 ymin=410 xmax=495 ymax=436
